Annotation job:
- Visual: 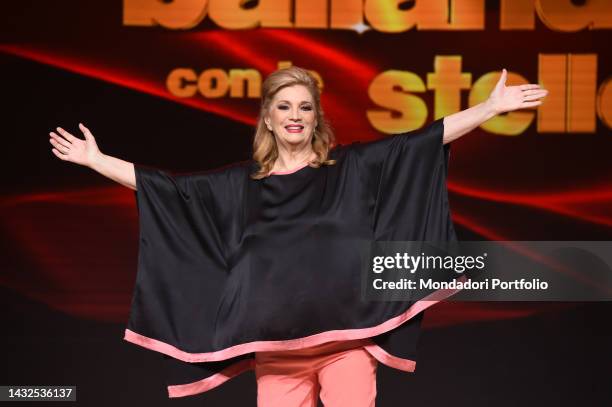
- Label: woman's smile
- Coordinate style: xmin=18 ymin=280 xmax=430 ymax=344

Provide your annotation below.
xmin=285 ymin=124 xmax=304 ymax=133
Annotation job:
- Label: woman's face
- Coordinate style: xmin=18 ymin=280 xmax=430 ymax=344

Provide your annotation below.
xmin=264 ymin=84 xmax=318 ymax=148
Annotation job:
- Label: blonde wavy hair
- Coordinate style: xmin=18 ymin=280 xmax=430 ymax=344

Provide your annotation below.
xmin=250 ymin=66 xmax=336 ymax=180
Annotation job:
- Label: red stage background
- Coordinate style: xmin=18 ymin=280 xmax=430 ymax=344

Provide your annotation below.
xmin=1 ymin=1 xmax=611 ymax=406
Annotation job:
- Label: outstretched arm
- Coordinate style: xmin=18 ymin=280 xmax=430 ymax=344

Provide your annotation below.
xmin=49 ymin=123 xmax=137 ymax=190
xmin=442 ymin=69 xmax=548 ymax=145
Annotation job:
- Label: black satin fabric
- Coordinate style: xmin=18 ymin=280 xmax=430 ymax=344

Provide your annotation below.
xmin=128 ymin=117 xmax=456 ymax=386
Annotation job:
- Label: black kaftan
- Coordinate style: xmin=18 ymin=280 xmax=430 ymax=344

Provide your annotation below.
xmin=124 ymin=117 xmax=459 ymax=398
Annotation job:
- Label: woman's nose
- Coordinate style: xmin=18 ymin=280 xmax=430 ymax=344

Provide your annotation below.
xmin=290 ymin=108 xmax=301 ymax=120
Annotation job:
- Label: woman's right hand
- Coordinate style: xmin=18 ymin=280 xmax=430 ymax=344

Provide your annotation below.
xmin=49 ymin=123 xmax=102 ymax=168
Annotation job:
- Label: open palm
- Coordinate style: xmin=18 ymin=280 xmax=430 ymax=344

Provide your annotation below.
xmin=488 ymin=69 xmax=548 ymax=115
xmin=49 ymin=123 xmax=101 ymax=168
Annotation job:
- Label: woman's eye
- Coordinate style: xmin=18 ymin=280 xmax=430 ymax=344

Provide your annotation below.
xmin=277 ymin=104 xmax=312 ymax=111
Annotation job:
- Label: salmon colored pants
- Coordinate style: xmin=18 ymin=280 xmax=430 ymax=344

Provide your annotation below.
xmin=255 ymin=338 xmax=378 ymax=407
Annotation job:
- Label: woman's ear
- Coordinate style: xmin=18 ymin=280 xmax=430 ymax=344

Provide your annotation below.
xmin=264 ymin=117 xmax=272 ymax=131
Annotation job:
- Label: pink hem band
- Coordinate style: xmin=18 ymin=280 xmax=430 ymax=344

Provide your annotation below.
xmin=124 ymin=275 xmax=466 ymax=363
xmin=157 ymin=277 xmax=466 ymax=398
xmin=363 ymin=343 xmax=416 ymax=372
xmin=167 ymin=359 xmax=255 ymax=398
xmin=167 ymin=343 xmax=418 ymax=398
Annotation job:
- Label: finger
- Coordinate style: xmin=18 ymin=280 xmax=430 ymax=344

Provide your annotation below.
xmin=50 ymin=138 xmax=70 ymax=154
xmin=79 ymin=123 xmax=94 ymax=140
xmin=56 ymin=127 xmax=79 ymax=143
xmin=522 ymin=100 xmax=543 ymax=108
xmin=522 ymin=89 xmax=548 ymax=97
xmin=497 ymin=68 xmax=507 ymax=88
xmin=51 ymin=148 xmax=68 ymax=160
xmin=49 ymin=132 xmax=72 ymax=148
xmin=519 ymin=84 xmax=541 ymax=91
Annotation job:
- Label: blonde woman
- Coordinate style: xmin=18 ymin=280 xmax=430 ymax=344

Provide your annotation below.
xmin=50 ymin=66 xmax=547 ymax=407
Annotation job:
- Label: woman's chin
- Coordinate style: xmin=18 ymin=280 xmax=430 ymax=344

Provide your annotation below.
xmin=281 ymin=133 xmax=311 ymax=144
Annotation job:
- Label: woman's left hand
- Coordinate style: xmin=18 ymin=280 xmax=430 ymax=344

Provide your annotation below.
xmin=487 ymin=69 xmax=549 ymax=115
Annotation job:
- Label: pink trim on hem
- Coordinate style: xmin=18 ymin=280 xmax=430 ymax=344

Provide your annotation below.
xmin=155 ymin=276 xmax=467 ymax=398
xmin=363 ymin=343 xmax=416 ymax=372
xmin=123 ymin=275 xmax=466 ymax=363
xmin=167 ymin=359 xmax=255 ymax=398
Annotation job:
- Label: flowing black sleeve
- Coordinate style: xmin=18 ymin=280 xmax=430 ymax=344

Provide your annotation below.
xmin=126 ymin=163 xmax=244 ymax=352
xmin=347 ymin=118 xmax=458 ymax=363
xmin=349 ymin=117 xmax=456 ymax=242
xmin=124 ymin=163 xmax=257 ymax=395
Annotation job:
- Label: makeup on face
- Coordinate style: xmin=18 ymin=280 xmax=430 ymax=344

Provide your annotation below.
xmin=266 ymin=85 xmax=317 ymax=144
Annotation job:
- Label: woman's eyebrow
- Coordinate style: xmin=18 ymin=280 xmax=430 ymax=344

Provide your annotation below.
xmin=277 ymin=100 xmax=313 ymax=104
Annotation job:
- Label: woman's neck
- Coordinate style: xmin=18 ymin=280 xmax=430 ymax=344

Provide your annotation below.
xmin=272 ymin=149 xmax=316 ymax=173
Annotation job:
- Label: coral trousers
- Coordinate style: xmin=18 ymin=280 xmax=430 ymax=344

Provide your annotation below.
xmin=254 ymin=338 xmax=378 ymax=407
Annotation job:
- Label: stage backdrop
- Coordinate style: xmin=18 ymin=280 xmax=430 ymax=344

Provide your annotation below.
xmin=1 ymin=1 xmax=611 ymax=406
